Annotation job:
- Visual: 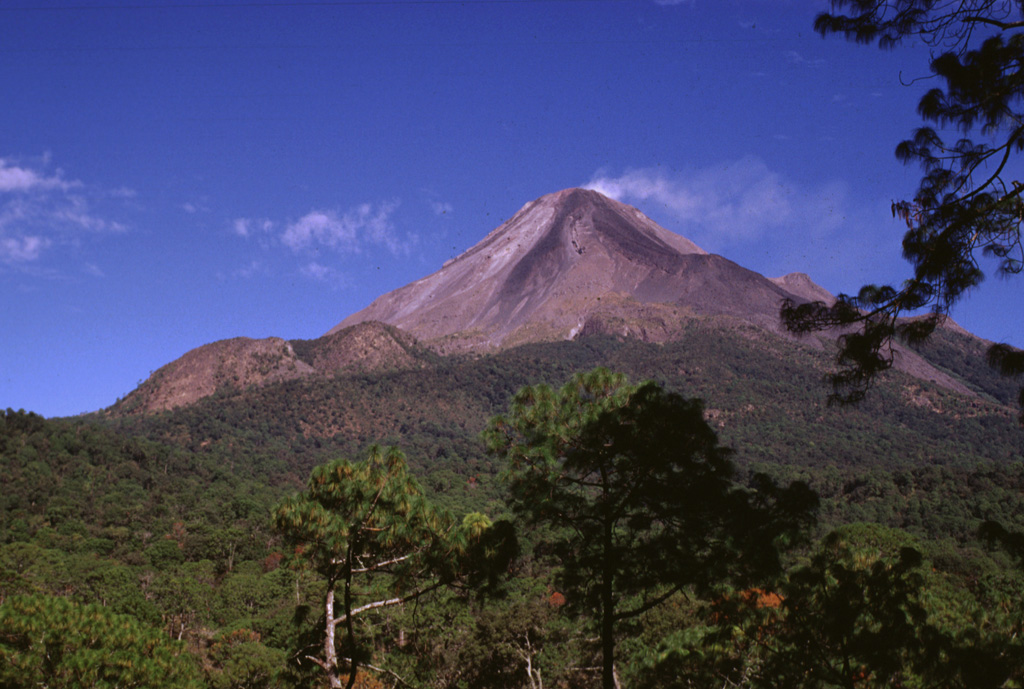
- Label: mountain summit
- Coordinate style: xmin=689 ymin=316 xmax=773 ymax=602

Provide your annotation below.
xmin=331 ymin=188 xmax=831 ymax=350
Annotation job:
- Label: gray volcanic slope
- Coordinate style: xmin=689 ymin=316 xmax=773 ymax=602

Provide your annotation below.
xmin=331 ymin=188 xmax=828 ymax=350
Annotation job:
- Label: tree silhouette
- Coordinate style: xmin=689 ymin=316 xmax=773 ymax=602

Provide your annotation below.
xmin=484 ymin=368 xmax=817 ymax=689
xmin=759 ymin=526 xmax=930 ymax=689
xmin=781 ymin=0 xmax=1024 ymax=414
xmin=758 ymin=524 xmax=1021 ymax=689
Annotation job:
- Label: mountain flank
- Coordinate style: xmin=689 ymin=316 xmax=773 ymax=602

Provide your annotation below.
xmin=112 ymin=187 xmax=982 ymax=414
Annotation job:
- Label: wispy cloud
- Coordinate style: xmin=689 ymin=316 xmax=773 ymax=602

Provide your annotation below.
xmin=584 ymin=160 xmax=907 ymax=292
xmin=234 ymin=260 xmax=265 ymax=279
xmin=183 ymin=199 xmax=210 ymax=214
xmin=281 ymin=201 xmax=403 ymax=255
xmin=231 ymin=199 xmax=414 ymax=281
xmin=0 ymin=155 xmax=132 ymax=268
xmin=784 ymin=50 xmax=824 ymax=67
xmin=431 ymin=200 xmax=453 ymax=217
xmin=585 ymin=158 xmax=847 ymax=247
xmin=301 ymin=261 xmax=335 ymax=282
xmin=52 ymin=195 xmax=127 ymax=233
xmin=0 ymin=235 xmax=50 ymax=263
xmin=232 ymin=217 xmax=274 ymax=239
xmin=215 ymin=259 xmax=269 ymax=282
xmin=0 ymin=158 xmax=79 ymax=194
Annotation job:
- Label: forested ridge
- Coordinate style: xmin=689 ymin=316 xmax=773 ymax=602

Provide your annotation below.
xmin=3 ymin=323 xmax=1024 ymax=687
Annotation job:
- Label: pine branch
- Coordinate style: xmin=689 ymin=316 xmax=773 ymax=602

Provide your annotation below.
xmin=331 ymin=581 xmax=443 ymax=628
xmin=351 ymin=553 xmax=414 ymax=573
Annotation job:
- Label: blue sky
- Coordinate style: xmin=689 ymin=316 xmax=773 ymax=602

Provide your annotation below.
xmin=2 ymin=0 xmax=1019 ymax=417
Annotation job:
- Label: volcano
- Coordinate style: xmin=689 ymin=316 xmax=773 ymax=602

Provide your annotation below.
xmin=331 ymin=187 xmax=833 ymax=350
xmin=114 ymin=187 xmax=975 ymax=414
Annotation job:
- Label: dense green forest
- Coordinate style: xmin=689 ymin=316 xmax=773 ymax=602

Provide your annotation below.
xmin=3 ymin=325 xmax=1024 ymax=687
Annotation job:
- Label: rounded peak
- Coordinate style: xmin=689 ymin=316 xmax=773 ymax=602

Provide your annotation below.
xmin=505 ymin=187 xmax=613 ymax=221
xmin=773 ymin=271 xmax=813 ymax=284
xmin=111 ymin=336 xmax=314 ymax=415
xmin=538 ymin=186 xmax=615 ymax=206
xmin=769 ymin=272 xmax=834 ymax=304
xmin=551 ymin=186 xmax=606 ymax=198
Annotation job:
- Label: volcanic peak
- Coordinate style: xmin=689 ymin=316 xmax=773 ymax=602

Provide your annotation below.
xmin=330 ymin=187 xmax=814 ymax=349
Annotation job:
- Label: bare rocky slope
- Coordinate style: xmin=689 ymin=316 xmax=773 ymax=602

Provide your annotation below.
xmin=113 ymin=187 xmax=977 ymax=414
xmin=332 ymin=188 xmax=826 ymax=349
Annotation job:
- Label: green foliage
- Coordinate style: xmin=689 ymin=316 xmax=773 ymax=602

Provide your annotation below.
xmin=0 ymin=593 xmax=202 ymax=689
xmin=486 ymin=368 xmax=817 ymax=689
xmin=761 ymin=525 xmax=933 ymax=688
xmin=205 ymin=628 xmax=286 ymax=689
xmin=758 ymin=524 xmax=1023 ymax=689
xmin=631 ymin=525 xmax=1024 ymax=689
xmin=274 ymin=445 xmax=499 ymax=689
xmin=458 ymin=585 xmax=577 ymax=689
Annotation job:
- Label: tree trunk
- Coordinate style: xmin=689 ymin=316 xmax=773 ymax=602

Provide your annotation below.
xmin=325 ymin=588 xmax=342 ymax=689
xmin=601 ymin=521 xmax=616 ymax=689
xmin=344 ymin=563 xmax=358 ymax=689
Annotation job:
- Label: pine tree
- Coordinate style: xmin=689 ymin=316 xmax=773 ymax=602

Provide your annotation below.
xmin=485 ymin=368 xmax=817 ymax=689
xmin=274 ymin=445 xmax=494 ymax=689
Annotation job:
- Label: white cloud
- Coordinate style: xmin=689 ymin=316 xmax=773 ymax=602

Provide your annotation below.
xmin=282 ymin=211 xmax=349 ymax=250
xmin=107 ymin=187 xmax=136 ymax=199
xmin=234 ymin=260 xmax=264 ymax=279
xmin=585 ymin=158 xmax=848 ymax=247
xmin=183 ymin=197 xmax=211 ymax=214
xmin=0 ymin=235 xmax=50 ymax=263
xmin=0 ymin=232 xmax=50 ymax=262
xmin=783 ymin=51 xmax=824 ymax=67
xmin=226 ymin=200 xmax=413 ymax=282
xmin=0 ymin=155 xmax=130 ymax=268
xmin=53 ymin=195 xmax=127 ymax=233
xmin=281 ymin=201 xmax=404 ymax=255
xmin=0 ymin=158 xmax=78 ymax=193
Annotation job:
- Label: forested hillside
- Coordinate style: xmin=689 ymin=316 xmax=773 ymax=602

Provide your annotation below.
xmin=3 ymin=321 xmax=1024 ymax=687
